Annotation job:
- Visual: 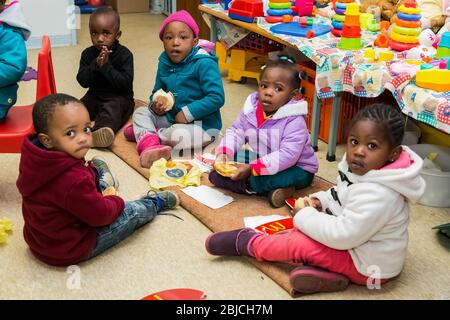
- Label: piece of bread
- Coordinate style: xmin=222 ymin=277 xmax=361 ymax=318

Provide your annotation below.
xmin=294 ymin=196 xmax=312 ymax=209
xmin=214 ymin=162 xmax=238 ymax=177
xmin=153 ymin=89 xmax=175 ymax=111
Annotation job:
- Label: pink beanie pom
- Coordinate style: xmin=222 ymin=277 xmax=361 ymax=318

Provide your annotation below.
xmin=159 ymin=10 xmax=200 ymax=40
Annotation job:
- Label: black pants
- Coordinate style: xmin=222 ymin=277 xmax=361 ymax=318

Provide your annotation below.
xmin=81 ymin=92 xmax=134 ymax=133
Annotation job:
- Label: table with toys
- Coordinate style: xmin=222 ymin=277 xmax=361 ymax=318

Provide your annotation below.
xmin=199 ymin=1 xmax=450 ymax=161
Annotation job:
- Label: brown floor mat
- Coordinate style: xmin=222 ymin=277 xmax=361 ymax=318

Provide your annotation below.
xmin=111 ymin=99 xmax=334 ymax=296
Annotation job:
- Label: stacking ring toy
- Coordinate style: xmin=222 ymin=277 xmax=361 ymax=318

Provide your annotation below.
xmin=332 ymin=20 xmax=343 ymax=29
xmin=394 ymin=16 xmax=421 ymax=28
xmin=335 ymin=2 xmax=348 ymax=9
xmin=266 ymin=15 xmax=284 ymax=23
xmin=390 ymin=31 xmax=419 ymax=43
xmin=389 ymin=39 xmax=418 ymax=51
xmin=267 ymin=8 xmax=292 ymax=16
xmin=333 ymin=14 xmax=345 ymax=22
xmin=270 ymin=0 xmax=290 ymax=2
xmin=268 ymin=2 xmax=292 ymax=9
xmin=331 ymin=28 xmax=343 ymax=37
xmin=398 ymin=4 xmax=421 ymax=14
xmin=335 ymin=7 xmax=346 ymax=15
xmin=393 ymin=25 xmax=421 ymax=36
xmin=397 ymin=12 xmax=421 ymax=21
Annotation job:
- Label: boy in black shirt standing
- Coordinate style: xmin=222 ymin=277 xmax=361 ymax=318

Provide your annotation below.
xmin=77 ymin=7 xmax=134 ymax=148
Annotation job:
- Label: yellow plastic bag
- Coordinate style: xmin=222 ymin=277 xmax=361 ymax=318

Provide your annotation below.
xmin=149 ymin=159 xmax=202 ymax=190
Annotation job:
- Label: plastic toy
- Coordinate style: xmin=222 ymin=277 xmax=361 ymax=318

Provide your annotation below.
xmin=337 ymin=3 xmax=362 ymax=50
xmin=296 ymin=0 xmax=313 ymax=16
xmin=374 ymin=33 xmax=389 ymax=47
xmin=435 ymin=32 xmax=450 ymax=58
xmin=359 ymin=13 xmax=374 ymax=30
xmin=228 ymin=0 xmax=264 ymax=23
xmin=389 ymin=1 xmax=421 ymax=52
xmin=416 ymin=69 xmax=450 ymax=91
xmin=331 ymin=0 xmax=355 ymax=37
xmin=142 ymin=288 xmax=207 ymax=300
xmin=270 ymin=22 xmax=331 ymax=37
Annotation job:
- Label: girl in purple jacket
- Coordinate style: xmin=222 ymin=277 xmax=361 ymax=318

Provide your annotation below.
xmin=209 ymin=56 xmax=318 ymax=207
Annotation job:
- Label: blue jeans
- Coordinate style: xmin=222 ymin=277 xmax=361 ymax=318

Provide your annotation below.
xmin=86 ymin=198 xmax=158 ymax=260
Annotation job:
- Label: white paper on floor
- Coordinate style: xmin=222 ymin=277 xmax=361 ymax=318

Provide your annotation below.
xmin=181 ymin=185 xmax=234 ymax=209
xmin=244 ymin=215 xmax=287 ymax=230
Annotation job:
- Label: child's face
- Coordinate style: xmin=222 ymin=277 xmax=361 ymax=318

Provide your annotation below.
xmin=162 ymin=21 xmax=198 ymax=64
xmin=258 ymin=67 xmax=297 ymax=115
xmin=89 ymin=14 xmax=121 ymax=50
xmin=38 ymin=103 xmax=93 ymax=159
xmin=346 ymin=120 xmax=400 ymax=175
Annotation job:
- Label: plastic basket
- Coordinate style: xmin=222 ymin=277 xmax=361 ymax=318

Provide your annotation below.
xmin=297 ymin=62 xmax=395 ymax=144
xmin=235 ymin=33 xmax=284 ymax=54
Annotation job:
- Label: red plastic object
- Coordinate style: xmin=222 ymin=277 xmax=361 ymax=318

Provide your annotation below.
xmin=388 ymin=39 xmax=418 ymax=51
xmin=228 ymin=0 xmax=264 ymax=20
xmin=0 ymin=36 xmax=56 ymax=153
xmin=296 ymin=0 xmax=313 ymax=16
xmin=255 ymin=217 xmax=294 ymax=235
xmin=341 ymin=25 xmax=361 ymax=38
xmin=306 ymin=30 xmax=315 ymax=38
xmin=285 ymin=197 xmax=297 ymax=210
xmin=141 ymin=288 xmax=207 ymax=300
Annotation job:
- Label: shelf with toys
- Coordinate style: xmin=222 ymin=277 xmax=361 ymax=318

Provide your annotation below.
xmin=199 ymin=0 xmax=450 ymax=160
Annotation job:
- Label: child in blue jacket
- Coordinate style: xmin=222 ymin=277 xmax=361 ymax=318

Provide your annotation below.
xmin=124 ymin=10 xmax=225 ymax=168
xmin=0 ymin=0 xmax=30 ymax=120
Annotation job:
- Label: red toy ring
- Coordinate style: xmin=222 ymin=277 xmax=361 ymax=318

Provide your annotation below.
xmin=388 ymin=39 xmax=418 ymax=51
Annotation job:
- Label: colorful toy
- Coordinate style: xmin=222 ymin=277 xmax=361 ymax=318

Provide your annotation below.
xmin=359 ymin=12 xmax=374 ymax=30
xmin=435 ymin=31 xmax=450 ymax=58
xmin=0 ymin=218 xmax=13 ymax=244
xmin=76 ymin=0 xmax=104 ymax=13
xmin=337 ymin=3 xmax=363 ymax=50
xmin=228 ymin=0 xmax=264 ymax=23
xmin=270 ymin=21 xmax=331 ymax=37
xmin=331 ymin=0 xmax=355 ymax=37
xmin=389 ymin=1 xmax=421 ymax=52
xmin=416 ymin=69 xmax=450 ymax=91
xmin=296 ymin=0 xmax=314 ymax=16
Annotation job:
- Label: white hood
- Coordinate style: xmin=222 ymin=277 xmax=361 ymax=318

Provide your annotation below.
xmin=0 ymin=1 xmax=31 ymax=40
xmin=338 ymin=145 xmax=426 ymax=204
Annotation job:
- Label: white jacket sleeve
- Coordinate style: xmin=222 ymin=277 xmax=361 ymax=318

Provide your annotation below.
xmin=294 ymin=183 xmax=400 ymax=250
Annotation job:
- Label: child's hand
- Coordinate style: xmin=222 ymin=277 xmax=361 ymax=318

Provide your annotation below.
xmin=96 ymin=46 xmax=110 ymax=68
xmin=230 ymin=163 xmax=251 ymax=181
xmin=175 ymin=111 xmax=188 ymax=124
xmin=214 ymin=154 xmax=228 ymax=164
xmin=102 ymin=186 xmax=118 ymax=196
xmin=151 ymin=100 xmax=166 ymax=116
xmin=309 ymin=197 xmax=323 ymax=211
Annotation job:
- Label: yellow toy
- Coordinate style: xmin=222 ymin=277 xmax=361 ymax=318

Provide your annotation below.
xmin=216 ymin=42 xmax=267 ymax=84
xmin=416 ymin=69 xmax=450 ymax=92
xmin=0 ymin=218 xmax=13 ymax=244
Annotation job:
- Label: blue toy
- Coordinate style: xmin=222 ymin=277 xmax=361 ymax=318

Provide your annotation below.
xmin=267 ymin=8 xmax=293 ymax=16
xmin=270 ymin=22 xmax=331 ymax=37
xmin=397 ymin=12 xmax=421 ymax=21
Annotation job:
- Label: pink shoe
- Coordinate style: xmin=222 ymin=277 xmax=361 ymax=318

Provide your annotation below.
xmin=137 ymin=133 xmax=172 ymax=168
xmin=289 ymin=266 xmax=349 ymax=294
xmin=123 ymin=124 xmax=135 ymax=142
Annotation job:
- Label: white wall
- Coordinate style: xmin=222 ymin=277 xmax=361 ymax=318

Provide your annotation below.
xmin=21 ymin=0 xmax=77 ymax=49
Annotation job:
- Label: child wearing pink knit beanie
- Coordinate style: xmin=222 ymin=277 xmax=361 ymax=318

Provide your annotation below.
xmin=125 ymin=10 xmax=225 ymax=169
xmin=159 ymin=10 xmax=199 ymax=40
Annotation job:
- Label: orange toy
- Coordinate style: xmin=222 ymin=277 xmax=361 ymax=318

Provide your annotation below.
xmin=374 ymin=33 xmax=389 ymax=47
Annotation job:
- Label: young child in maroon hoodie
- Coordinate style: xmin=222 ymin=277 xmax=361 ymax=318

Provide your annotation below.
xmin=16 ymin=93 xmax=179 ymax=266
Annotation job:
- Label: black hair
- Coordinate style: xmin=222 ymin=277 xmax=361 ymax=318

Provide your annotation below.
xmin=350 ymin=103 xmax=405 ymax=148
xmin=260 ymin=55 xmax=302 ymax=90
xmin=33 ymin=94 xmax=83 ymax=134
xmin=90 ymin=6 xmax=120 ymax=30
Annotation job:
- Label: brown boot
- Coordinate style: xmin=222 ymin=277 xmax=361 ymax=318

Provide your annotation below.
xmin=268 ymin=186 xmax=295 ymax=208
xmin=92 ymin=127 xmax=115 ymax=148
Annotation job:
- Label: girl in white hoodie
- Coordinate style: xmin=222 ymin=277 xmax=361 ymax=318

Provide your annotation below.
xmin=205 ymin=103 xmax=426 ymax=294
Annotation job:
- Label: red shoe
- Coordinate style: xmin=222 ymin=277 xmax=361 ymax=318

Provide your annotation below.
xmin=289 ymin=266 xmax=349 ymax=294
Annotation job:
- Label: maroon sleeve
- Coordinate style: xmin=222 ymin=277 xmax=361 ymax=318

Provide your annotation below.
xmin=64 ymin=175 xmax=125 ymax=227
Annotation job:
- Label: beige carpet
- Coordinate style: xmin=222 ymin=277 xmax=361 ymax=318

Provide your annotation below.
xmin=111 ymin=112 xmax=335 ymax=296
xmin=1 ymin=12 xmax=449 ymax=300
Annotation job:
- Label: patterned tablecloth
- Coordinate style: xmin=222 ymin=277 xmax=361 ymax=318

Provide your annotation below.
xmin=202 ymin=3 xmax=450 ymax=134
